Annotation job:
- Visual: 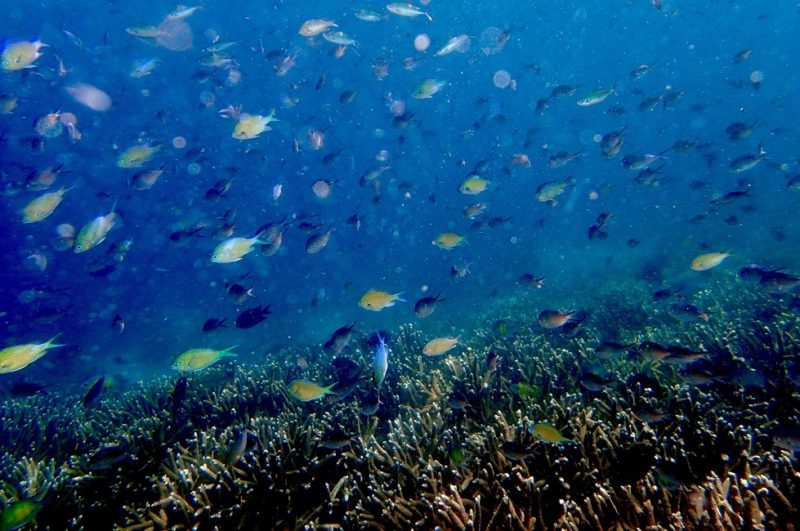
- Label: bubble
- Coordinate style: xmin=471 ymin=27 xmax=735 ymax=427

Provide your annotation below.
xmin=749 ymin=70 xmax=763 ymax=83
xmin=389 ymin=99 xmax=405 ymax=116
xmin=510 ymin=236 xmax=518 ymax=244
xmin=188 ymin=162 xmax=202 ymax=175
xmin=376 ymin=149 xmax=391 ymax=162
xmin=414 ymin=34 xmax=430 ymax=52
xmin=421 ymin=284 xmax=429 ymax=292
xmin=589 ymin=191 xmax=599 ymax=200
xmin=493 ymin=70 xmax=511 ymax=89
xmin=172 ymin=136 xmax=187 ymax=149
xmin=593 ymin=134 xmax=602 ymax=143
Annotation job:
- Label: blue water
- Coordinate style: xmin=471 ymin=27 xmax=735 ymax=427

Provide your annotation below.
xmin=1 ymin=0 xmax=799 ymax=390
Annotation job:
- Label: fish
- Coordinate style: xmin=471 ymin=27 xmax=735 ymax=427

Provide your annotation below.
xmin=459 ymin=175 xmax=490 ymax=195
xmin=729 ymin=144 xmax=767 ymax=173
xmin=129 ymin=57 xmax=160 ymax=78
xmin=117 ymin=144 xmax=161 ymax=169
xmin=21 ymin=186 xmax=70 ymax=223
xmin=530 ymin=423 xmax=570 ymax=443
xmin=422 ymin=337 xmax=460 ymax=356
xmin=299 ymin=19 xmax=338 ymax=37
xmin=212 ymin=232 xmax=269 ymax=263
xmin=359 ymin=290 xmax=404 ymax=311
xmin=202 ymin=318 xmax=228 ymax=332
xmin=0 ymin=336 xmax=64 ymax=374
xmin=83 ymin=376 xmax=105 ymax=408
xmin=287 ymin=379 xmax=336 ymax=401
xmin=172 ymin=347 xmax=237 ymax=372
xmin=74 ymin=206 xmax=121 ymax=253
xmin=538 ymin=310 xmax=577 ymax=329
xmin=517 ymin=274 xmax=545 ymax=288
xmin=373 ymin=334 xmax=388 ymax=387
xmin=9 ymin=378 xmax=48 ymax=397
xmin=386 ymin=2 xmax=433 ymax=21
xmin=548 ymin=150 xmax=584 ymax=169
xmin=669 ymin=303 xmax=711 ymax=322
xmin=1 ymin=40 xmax=47 ymax=71
xmin=638 ymin=341 xmax=672 ymax=362
xmin=690 ymin=252 xmax=730 ymax=271
xmin=414 ymin=293 xmax=445 ymax=318
xmin=170 ymin=376 xmax=189 ymax=423
xmin=576 ymin=86 xmax=615 ymax=106
xmin=305 ymin=226 xmax=333 ymax=254
xmin=360 ymin=388 xmax=381 ymax=415
xmin=354 ymin=9 xmax=383 ymax=22
xmin=536 ymin=178 xmax=575 ymax=206
xmin=413 ymin=79 xmax=446 ymax=99
xmin=226 ymin=430 xmax=248 ymax=465
xmin=235 ymin=306 xmax=271 ymax=329
xmin=233 ymin=110 xmax=278 ymax=140
xmin=599 ymin=128 xmax=626 ymax=158
xmin=0 ymin=500 xmax=42 ymax=530
xmin=323 ymin=31 xmax=357 ymax=46
xmin=433 ymin=232 xmax=466 ymax=250
xmin=435 ymin=34 xmax=470 ymax=57
xmin=324 ymin=323 xmax=357 ymax=354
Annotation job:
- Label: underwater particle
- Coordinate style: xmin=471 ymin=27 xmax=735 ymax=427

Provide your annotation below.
xmin=23 ymin=252 xmax=48 ymax=272
xmin=299 ymin=19 xmax=338 ymax=37
xmin=359 ymin=290 xmax=404 ymax=311
xmin=1 ymin=39 xmax=47 ymax=71
xmin=172 ymin=346 xmax=237 ymax=372
xmin=414 ymin=34 xmax=430 ymax=52
xmin=232 ymin=110 xmax=278 ymax=140
xmin=479 ymin=26 xmax=508 ymax=55
xmin=433 ymin=232 xmax=465 ymax=250
xmin=287 ymin=379 xmax=336 ymax=401
xmin=66 ymin=82 xmax=112 ymax=111
xmin=312 ymin=179 xmax=336 ymax=199
xmin=690 ymin=252 xmax=730 ymax=271
xmin=492 ymin=70 xmax=511 ymax=89
xmin=749 ymin=70 xmax=763 ymax=84
xmin=0 ymin=336 xmax=63 ymax=374
xmin=0 ymin=499 xmax=42 ymax=530
xmin=35 ymin=112 xmax=64 ymax=138
xmin=530 ymin=423 xmax=570 ymax=443
xmin=187 ymin=162 xmax=202 ymax=175
xmin=21 ymin=186 xmax=70 ymax=223
xmin=172 ymin=136 xmax=187 ymax=149
xmin=422 ymin=336 xmax=460 ymax=356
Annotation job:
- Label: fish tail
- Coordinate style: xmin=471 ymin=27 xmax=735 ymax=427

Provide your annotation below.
xmin=393 ymin=292 xmax=406 ymax=302
xmin=220 ymin=345 xmax=239 ymax=357
xmin=425 ymin=13 xmax=433 ymax=22
xmin=45 ymin=334 xmax=65 ymax=349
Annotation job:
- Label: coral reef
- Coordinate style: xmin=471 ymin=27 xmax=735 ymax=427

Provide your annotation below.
xmin=1 ymin=282 xmax=799 ymax=529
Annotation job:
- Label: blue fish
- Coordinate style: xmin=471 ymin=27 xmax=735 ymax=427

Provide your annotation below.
xmin=372 ymin=334 xmax=388 ymax=388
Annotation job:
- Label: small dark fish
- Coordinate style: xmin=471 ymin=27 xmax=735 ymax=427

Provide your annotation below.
xmin=579 ymin=369 xmax=611 ymax=392
xmin=324 ymin=323 xmax=357 ymax=354
xmin=205 ymin=178 xmax=233 ymax=201
xmin=414 ymin=293 xmax=446 ymax=318
xmin=171 ymin=376 xmax=189 ymax=423
xmin=487 ymin=216 xmax=512 ymax=228
xmin=732 ymin=49 xmax=752 ymax=64
xmin=550 ymin=84 xmax=579 ymax=98
xmin=10 ymin=378 xmax=48 ymax=397
xmin=111 ymin=314 xmax=125 ymax=333
xmin=500 ymin=440 xmax=530 ymax=461
xmin=759 ymin=271 xmax=800 ymax=294
xmin=663 ymin=346 xmax=709 ymax=365
xmin=83 ymin=376 xmax=105 ymax=408
xmin=596 ymin=341 xmax=634 ymax=360
xmin=638 ymin=341 xmax=672 ymax=362
xmin=339 ymin=90 xmax=358 ymax=103
xmin=365 ymin=331 xmax=391 ymax=349
xmin=447 ymin=390 xmax=468 ymax=410
xmin=669 ymin=303 xmax=710 ymax=322
xmin=517 ymin=273 xmax=545 ymax=288
xmin=226 ymin=282 xmax=254 ymax=304
xmin=320 ymin=429 xmax=353 ymax=450
xmin=710 ymin=189 xmax=750 ymax=206
xmin=486 ymin=350 xmax=500 ymax=371
xmin=332 ymin=357 xmax=362 ymax=384
xmin=359 ymin=388 xmax=381 ymax=416
xmin=202 ymin=317 xmax=228 ymax=332
xmin=346 ymin=213 xmax=362 ymax=231
xmin=599 ymin=127 xmax=626 ymax=158
xmin=738 ymin=264 xmax=777 ymax=282
xmin=89 ymin=444 xmax=130 ymax=472
xmin=235 ymin=305 xmax=271 ymax=329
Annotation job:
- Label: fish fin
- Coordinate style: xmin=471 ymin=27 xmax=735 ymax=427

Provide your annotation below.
xmin=45 ymin=334 xmax=65 ymax=349
xmin=393 ymin=292 xmax=406 ymax=302
xmin=220 ymin=345 xmax=238 ymax=357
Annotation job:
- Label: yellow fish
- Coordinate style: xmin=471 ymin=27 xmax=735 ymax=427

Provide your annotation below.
xmin=359 ymin=289 xmax=404 ymax=311
xmin=172 ymin=346 xmax=237 ymax=372
xmin=22 ymin=186 xmax=70 ymax=223
xmin=691 ymin=252 xmax=730 ymax=271
xmin=232 ymin=110 xmax=278 ymax=140
xmin=74 ymin=206 xmax=121 ymax=253
xmin=0 ymin=336 xmax=63 ymax=374
xmin=413 ymin=79 xmax=446 ymax=100
xmin=298 ymin=19 xmax=338 ymax=37
xmin=530 ymin=423 xmax=570 ymax=443
xmin=422 ymin=336 xmax=460 ymax=356
xmin=287 ymin=379 xmax=336 ymax=401
xmin=212 ymin=232 xmax=268 ymax=263
xmin=117 ymin=144 xmax=161 ymax=169
xmin=0 ymin=500 xmax=42 ymax=530
xmin=459 ymin=175 xmax=490 ymax=195
xmin=1 ymin=40 xmax=47 ymax=71
xmin=433 ymin=232 xmax=465 ymax=250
